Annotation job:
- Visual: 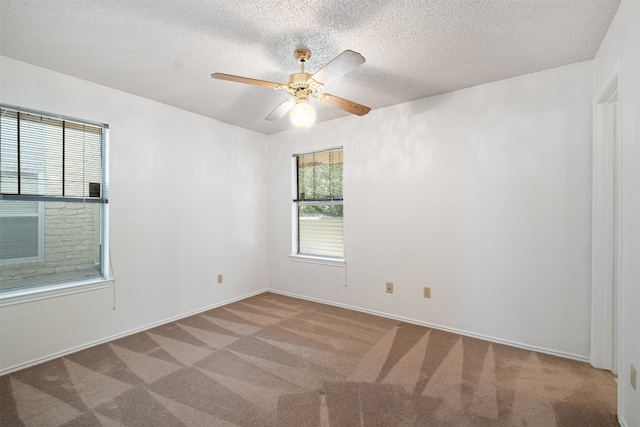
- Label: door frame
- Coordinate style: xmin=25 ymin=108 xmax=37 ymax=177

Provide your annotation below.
xmin=590 ymin=69 xmax=621 ymax=373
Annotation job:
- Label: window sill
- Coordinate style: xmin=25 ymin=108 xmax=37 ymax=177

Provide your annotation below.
xmin=0 ymin=277 xmax=114 ymax=307
xmin=289 ymin=254 xmax=345 ymax=267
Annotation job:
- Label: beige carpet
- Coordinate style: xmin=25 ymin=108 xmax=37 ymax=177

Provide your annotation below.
xmin=0 ymin=292 xmax=617 ymax=426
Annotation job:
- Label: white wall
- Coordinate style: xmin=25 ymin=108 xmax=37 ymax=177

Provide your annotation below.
xmin=0 ymin=56 xmax=269 ymax=373
xmin=268 ymin=61 xmax=594 ymax=360
xmin=593 ymin=1 xmax=640 ymax=425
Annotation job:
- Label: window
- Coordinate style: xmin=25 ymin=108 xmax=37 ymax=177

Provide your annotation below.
xmin=0 ymin=105 xmax=109 ymax=292
xmin=293 ymin=147 xmax=343 ymax=259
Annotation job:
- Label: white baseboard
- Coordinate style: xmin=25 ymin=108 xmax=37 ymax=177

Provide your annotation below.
xmin=0 ymin=288 xmax=268 ymax=376
xmin=266 ymin=289 xmax=590 ymax=363
xmin=618 ymin=416 xmax=627 ymax=427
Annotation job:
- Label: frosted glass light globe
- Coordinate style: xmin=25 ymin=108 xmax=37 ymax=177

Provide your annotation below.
xmin=290 ymin=99 xmax=316 ymax=129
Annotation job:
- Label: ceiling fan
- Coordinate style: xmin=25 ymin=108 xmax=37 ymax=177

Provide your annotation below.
xmin=211 ymin=48 xmax=371 ymax=129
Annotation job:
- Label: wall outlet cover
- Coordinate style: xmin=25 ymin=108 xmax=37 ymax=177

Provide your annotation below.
xmin=217 ymin=274 xmax=223 ymax=284
xmin=386 ymin=282 xmax=393 ymax=293
xmin=423 ymin=287 xmax=431 ymax=298
xmin=631 ymin=364 xmax=637 ymax=391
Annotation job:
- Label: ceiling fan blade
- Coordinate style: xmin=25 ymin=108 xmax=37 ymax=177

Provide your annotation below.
xmin=265 ymin=98 xmax=295 ymax=121
xmin=211 ymin=73 xmax=282 ymax=89
xmin=319 ymin=93 xmax=371 ymax=116
xmin=311 ymin=50 xmax=365 ymax=84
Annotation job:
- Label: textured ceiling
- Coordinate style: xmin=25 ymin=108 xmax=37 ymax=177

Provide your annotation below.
xmin=0 ymin=0 xmax=620 ymax=135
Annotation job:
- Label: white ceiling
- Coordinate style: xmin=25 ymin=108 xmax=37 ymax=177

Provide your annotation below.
xmin=0 ymin=0 xmax=620 ymax=135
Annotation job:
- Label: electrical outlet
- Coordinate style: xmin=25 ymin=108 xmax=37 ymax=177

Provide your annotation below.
xmin=386 ymin=282 xmax=393 ymax=293
xmin=632 ymin=364 xmax=637 ymax=391
xmin=423 ymin=287 xmax=431 ymax=298
xmin=217 ymin=274 xmax=223 ymax=284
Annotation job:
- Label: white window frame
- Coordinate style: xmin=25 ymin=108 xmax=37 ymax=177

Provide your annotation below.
xmin=290 ymin=147 xmax=345 ymax=265
xmin=0 ymin=103 xmax=110 ymax=295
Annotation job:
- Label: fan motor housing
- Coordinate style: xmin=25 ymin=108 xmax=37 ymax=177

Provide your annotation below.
xmin=286 ymin=73 xmax=311 ymax=85
xmin=285 ymin=73 xmax=323 ymax=97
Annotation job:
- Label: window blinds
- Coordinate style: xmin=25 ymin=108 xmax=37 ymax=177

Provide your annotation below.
xmin=0 ymin=107 xmax=107 ymax=201
xmin=296 ymin=148 xmax=343 ymax=201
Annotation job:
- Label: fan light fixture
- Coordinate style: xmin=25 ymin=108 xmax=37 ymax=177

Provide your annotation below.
xmin=290 ymin=98 xmax=316 ymax=129
xmin=211 ymin=48 xmax=371 ymax=130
